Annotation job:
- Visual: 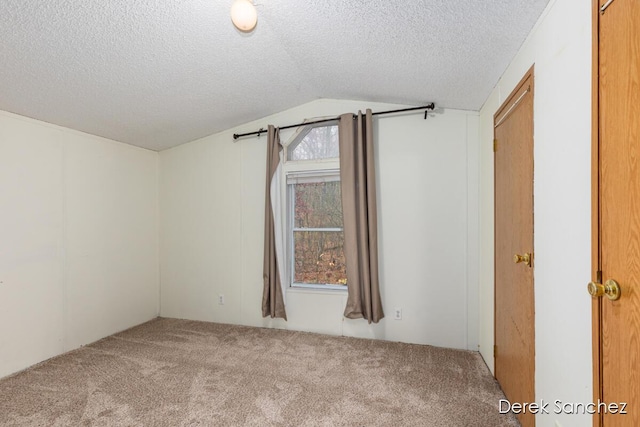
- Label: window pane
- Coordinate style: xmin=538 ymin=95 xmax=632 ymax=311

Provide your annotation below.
xmin=294 ymin=181 xmax=343 ymax=228
xmin=290 ymin=125 xmax=339 ymax=161
xmin=293 ymin=231 xmax=347 ymax=285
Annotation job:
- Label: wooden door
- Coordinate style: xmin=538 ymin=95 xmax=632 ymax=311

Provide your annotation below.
xmin=593 ymin=0 xmax=640 ymax=426
xmin=494 ymin=68 xmax=535 ymax=427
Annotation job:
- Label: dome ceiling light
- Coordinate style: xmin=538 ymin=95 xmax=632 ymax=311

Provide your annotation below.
xmin=230 ymin=0 xmax=258 ymax=33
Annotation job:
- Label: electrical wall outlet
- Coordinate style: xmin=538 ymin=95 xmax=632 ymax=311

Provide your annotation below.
xmin=393 ymin=308 xmax=402 ymax=320
xmin=218 ymin=294 xmax=225 ymax=305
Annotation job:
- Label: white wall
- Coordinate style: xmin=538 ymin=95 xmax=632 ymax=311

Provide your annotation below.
xmin=160 ymin=99 xmax=480 ymax=350
xmin=0 ymin=111 xmax=159 ymax=379
xmin=478 ymin=0 xmax=592 ymax=426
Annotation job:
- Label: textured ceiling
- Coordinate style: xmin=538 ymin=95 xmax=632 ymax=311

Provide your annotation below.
xmin=0 ymin=0 xmax=550 ymax=151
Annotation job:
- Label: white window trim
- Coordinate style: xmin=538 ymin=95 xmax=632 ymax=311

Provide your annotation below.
xmin=280 ymin=123 xmax=346 ymax=292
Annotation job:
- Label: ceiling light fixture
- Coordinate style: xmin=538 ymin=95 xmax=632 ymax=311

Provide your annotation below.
xmin=230 ymin=0 xmax=258 ymax=33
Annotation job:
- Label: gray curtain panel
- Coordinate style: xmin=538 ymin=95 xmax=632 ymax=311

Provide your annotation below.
xmin=338 ymin=110 xmax=384 ymax=323
xmin=262 ymin=125 xmax=287 ymax=320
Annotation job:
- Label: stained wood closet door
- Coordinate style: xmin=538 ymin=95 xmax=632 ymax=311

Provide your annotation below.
xmin=594 ymin=0 xmax=640 ymax=425
xmin=494 ymin=68 xmax=535 ymax=427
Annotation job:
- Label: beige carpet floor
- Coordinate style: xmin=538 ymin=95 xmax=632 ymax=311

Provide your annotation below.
xmin=0 ymin=318 xmax=519 ymax=426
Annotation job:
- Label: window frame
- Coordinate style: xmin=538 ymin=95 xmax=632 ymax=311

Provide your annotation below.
xmin=286 ymin=120 xmax=340 ymax=162
xmin=287 ymin=170 xmax=346 ymax=290
xmin=282 ymin=121 xmax=346 ymax=292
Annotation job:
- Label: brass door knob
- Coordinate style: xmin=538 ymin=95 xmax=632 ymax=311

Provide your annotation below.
xmin=587 ymin=281 xmax=604 ymax=297
xmin=513 ymin=253 xmax=532 ymax=267
xmin=587 ymin=279 xmax=621 ymax=301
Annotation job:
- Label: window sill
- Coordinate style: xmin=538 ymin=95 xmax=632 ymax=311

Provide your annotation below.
xmin=287 ymin=286 xmax=348 ymax=296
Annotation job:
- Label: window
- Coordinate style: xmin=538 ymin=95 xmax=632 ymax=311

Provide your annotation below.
xmin=287 ymin=122 xmax=339 ymax=161
xmin=284 ymin=122 xmax=346 ymax=290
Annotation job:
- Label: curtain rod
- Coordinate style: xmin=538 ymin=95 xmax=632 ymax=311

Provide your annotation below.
xmin=232 ymin=103 xmax=435 ymax=141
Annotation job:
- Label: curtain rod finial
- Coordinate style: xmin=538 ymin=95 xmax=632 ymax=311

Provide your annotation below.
xmin=424 ymin=103 xmax=436 ymax=119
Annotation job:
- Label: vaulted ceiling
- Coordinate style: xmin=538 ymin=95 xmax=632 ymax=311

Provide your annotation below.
xmin=0 ymin=0 xmax=550 ymax=151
